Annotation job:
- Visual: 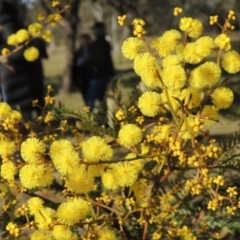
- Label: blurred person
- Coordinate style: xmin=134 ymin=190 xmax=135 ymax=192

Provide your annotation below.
xmin=72 ymin=33 xmax=91 ymax=103
xmin=0 ymin=0 xmax=48 ymax=119
xmin=86 ymin=21 xmax=115 ymax=110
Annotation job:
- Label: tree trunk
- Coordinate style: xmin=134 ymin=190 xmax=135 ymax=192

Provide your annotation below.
xmin=59 ymin=0 xmax=81 ymax=94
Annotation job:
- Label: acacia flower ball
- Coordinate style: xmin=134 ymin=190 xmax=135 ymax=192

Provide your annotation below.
xmin=57 ymin=197 xmax=89 ymax=226
xmin=118 ymin=124 xmax=142 ymax=147
xmin=162 ymin=54 xmax=182 ymax=68
xmin=1 ymin=161 xmax=16 ymax=181
xmin=196 ymin=36 xmax=216 ymax=57
xmin=1 ymin=48 xmax=10 ymax=56
xmin=19 ymin=164 xmax=54 ymax=189
xmin=190 ymin=61 xmax=221 ymax=89
xmin=211 ymin=87 xmax=234 ymax=109
xmin=7 ymin=34 xmax=18 ymax=45
xmin=52 ymin=148 xmax=80 ymax=175
xmin=202 ymin=105 xmax=219 ymax=125
xmin=102 ymin=169 xmax=119 ymax=190
xmin=0 ymin=102 xmax=11 ymax=120
xmin=42 ymin=30 xmax=52 ymax=42
xmin=27 ymin=197 xmax=44 ymax=215
xmin=52 ymin=225 xmax=78 ymax=240
xmin=0 ymin=139 xmax=16 ymax=157
xmin=183 ymin=42 xmax=203 ymax=64
xmin=28 ymin=22 xmax=43 ymax=37
xmin=98 ymin=228 xmax=117 ymax=240
xmin=179 ymin=17 xmax=203 ymax=38
xmin=65 ymin=165 xmax=95 ymax=194
xmin=82 ymin=136 xmax=113 ymax=162
xmin=162 ymin=65 xmax=186 ymax=89
xmin=222 ymin=51 xmax=240 ymax=73
xmin=215 ymin=34 xmax=231 ymax=51
xmin=141 ymin=67 xmax=163 ymax=89
xmin=112 ymin=162 xmax=139 ymax=187
xmin=151 ymin=36 xmax=172 ymax=57
xmin=134 ymin=52 xmax=157 ymax=76
xmin=16 ymin=29 xmax=29 ymax=44
xmin=24 ymin=47 xmax=39 ymax=61
xmin=34 ymin=207 xmax=56 ymax=229
xmin=50 ymin=139 xmax=74 ymax=159
xmin=138 ymin=91 xmax=161 ymax=117
xmin=122 ymin=37 xmax=143 ymax=60
xmin=21 ymin=137 xmax=45 ymax=164
xmin=31 ymin=230 xmax=53 ymax=240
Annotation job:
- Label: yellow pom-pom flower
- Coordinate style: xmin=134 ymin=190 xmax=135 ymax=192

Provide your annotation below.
xmin=190 ymin=61 xmax=221 ymax=89
xmin=161 ymin=89 xmax=181 ymax=111
xmin=9 ymin=110 xmax=22 ymax=122
xmin=52 ymin=225 xmax=78 ymax=240
xmin=19 ymin=164 xmax=54 ymax=189
xmin=122 ymin=37 xmax=143 ymax=60
xmin=24 ymin=47 xmax=39 ymax=61
xmin=7 ymin=34 xmax=18 ymax=45
xmin=102 ymin=169 xmax=119 ymax=190
xmin=21 ymin=137 xmax=45 ymax=164
xmin=112 ymin=162 xmax=139 ymax=187
xmin=65 ymin=165 xmax=95 ymax=194
xmin=0 ymin=139 xmax=16 ymax=157
xmin=28 ymin=22 xmax=43 ymax=37
xmin=162 ymin=65 xmax=186 ymax=89
xmin=117 ymin=15 xmax=127 ymax=26
xmin=141 ymin=67 xmax=162 ymax=89
xmin=57 ymin=197 xmax=89 ymax=226
xmin=138 ymin=91 xmax=162 ymax=117
xmin=82 ymin=136 xmax=113 ymax=162
xmin=52 ymin=148 xmax=80 ymax=175
xmin=16 ymin=29 xmax=29 ymax=44
xmin=173 ymin=7 xmax=183 ymax=16
xmin=34 ymin=207 xmax=56 ymax=229
xmin=162 ymin=54 xmax=182 ymax=68
xmin=180 ymin=87 xmax=201 ymax=109
xmin=211 ymin=87 xmax=234 ymax=109
xmin=42 ymin=30 xmax=52 ymax=42
xmin=118 ymin=124 xmax=143 ymax=147
xmin=1 ymin=161 xmax=16 ymax=181
xmin=27 ymin=197 xmax=44 ymax=215
xmin=98 ymin=227 xmax=117 ymax=240
xmin=196 ymin=36 xmax=216 ymax=57
xmin=31 ymin=230 xmax=53 ymax=240
xmin=151 ymin=30 xmax=181 ymax=57
xmin=134 ymin=52 xmax=157 ymax=76
xmin=50 ymin=139 xmax=74 ymax=159
xmin=1 ymin=48 xmax=10 ymax=56
xmin=52 ymin=1 xmax=60 ymax=7
xmin=162 ymin=29 xmax=182 ymax=47
xmin=201 ymin=105 xmax=219 ymax=125
xmin=215 ymin=34 xmax=231 ymax=51
xmin=179 ymin=17 xmax=203 ymax=38
xmin=151 ymin=37 xmax=172 ymax=58
xmin=183 ymin=42 xmax=203 ymax=64
xmin=0 ymin=102 xmax=11 ymax=120
xmin=221 ymin=50 xmax=240 ymax=73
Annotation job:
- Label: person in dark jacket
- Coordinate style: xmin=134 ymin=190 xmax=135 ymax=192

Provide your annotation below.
xmin=72 ymin=33 xmax=91 ymax=103
xmin=0 ymin=0 xmax=48 ymax=119
xmin=85 ymin=22 xmax=115 ymax=110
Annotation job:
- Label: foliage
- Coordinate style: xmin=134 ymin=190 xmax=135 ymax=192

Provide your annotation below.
xmin=2 ymin=3 xmax=240 ymax=240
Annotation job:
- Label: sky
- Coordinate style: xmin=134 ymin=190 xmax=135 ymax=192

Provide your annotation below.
xmin=21 ymin=0 xmax=35 ymax=8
